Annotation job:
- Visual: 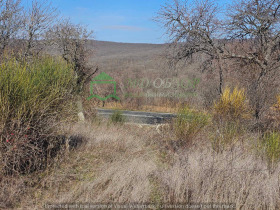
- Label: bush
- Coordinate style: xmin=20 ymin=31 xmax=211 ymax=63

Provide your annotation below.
xmin=273 ymin=95 xmax=280 ymax=127
xmin=214 ymin=86 xmax=251 ymax=121
xmin=260 ymin=94 xmax=280 ymax=132
xmin=260 ymin=131 xmax=280 ymax=171
xmin=276 ymin=95 xmax=280 ymax=110
xmin=272 ymin=94 xmax=280 ymax=124
xmin=110 ymin=110 xmax=125 ymax=124
xmin=173 ymin=107 xmax=210 ymax=146
xmin=210 ymin=121 xmax=244 ymax=152
xmin=0 ymin=56 xmax=75 ymax=124
xmin=0 ymin=55 xmax=76 ymax=174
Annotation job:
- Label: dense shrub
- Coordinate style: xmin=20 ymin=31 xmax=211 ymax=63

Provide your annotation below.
xmin=272 ymin=95 xmax=280 ymax=125
xmin=173 ymin=107 xmax=210 ymax=146
xmin=0 ymin=56 xmax=76 ymax=124
xmin=276 ymin=95 xmax=280 ymax=109
xmin=214 ymin=86 xmax=251 ymax=121
xmin=0 ymin=55 xmax=77 ymax=174
xmin=210 ymin=121 xmax=244 ymax=152
xmin=260 ymin=131 xmax=280 ymax=171
xmin=110 ymin=110 xmax=125 ymax=124
xmin=258 ymin=94 xmax=280 ymax=132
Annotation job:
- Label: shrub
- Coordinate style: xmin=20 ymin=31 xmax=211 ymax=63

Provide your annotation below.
xmin=276 ymin=95 xmax=280 ymax=110
xmin=210 ymin=121 xmax=244 ymax=152
xmin=0 ymin=55 xmax=76 ymax=125
xmin=0 ymin=55 xmax=76 ymax=174
xmin=274 ymin=95 xmax=280 ymax=127
xmin=272 ymin=95 xmax=280 ymax=123
xmin=261 ymin=94 xmax=280 ymax=132
xmin=260 ymin=131 xmax=280 ymax=171
xmin=173 ymin=107 xmax=210 ymax=146
xmin=214 ymin=86 xmax=251 ymax=121
xmin=110 ymin=110 xmax=125 ymax=124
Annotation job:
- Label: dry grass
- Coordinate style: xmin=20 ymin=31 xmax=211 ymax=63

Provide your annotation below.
xmin=214 ymin=86 xmax=251 ymax=121
xmin=16 ymin=121 xmax=280 ymax=209
xmin=17 ymin=122 xmax=160 ymax=208
xmin=2 ymin=41 xmax=280 ymax=209
xmin=157 ymin=147 xmax=279 ymax=209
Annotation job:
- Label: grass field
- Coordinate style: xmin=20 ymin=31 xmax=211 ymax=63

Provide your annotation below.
xmin=17 ymin=121 xmax=280 ymax=209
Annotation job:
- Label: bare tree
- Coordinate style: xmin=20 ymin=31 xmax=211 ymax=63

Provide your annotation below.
xmin=224 ymin=0 xmax=280 ymax=119
xmin=46 ymin=19 xmax=94 ymax=90
xmin=158 ymin=0 xmax=280 ymax=119
xmin=46 ymin=19 xmax=96 ymax=121
xmin=157 ymin=0 xmax=225 ymax=94
xmin=23 ymin=0 xmax=57 ymax=57
xmin=0 ymin=0 xmax=23 ymax=54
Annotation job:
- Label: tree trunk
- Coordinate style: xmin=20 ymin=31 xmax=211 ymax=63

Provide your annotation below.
xmin=255 ymin=100 xmax=260 ymax=120
xmin=77 ymin=95 xmax=85 ymax=121
xmin=253 ymin=69 xmax=266 ymax=120
xmin=218 ymin=57 xmax=223 ymax=95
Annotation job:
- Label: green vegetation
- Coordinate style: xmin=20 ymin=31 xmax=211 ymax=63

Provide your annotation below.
xmin=0 ymin=55 xmax=76 ymax=126
xmin=110 ymin=110 xmax=125 ymax=124
xmin=0 ymin=55 xmax=77 ymax=175
xmin=174 ymin=107 xmax=210 ymax=146
xmin=261 ymin=131 xmax=280 ymax=170
xmin=210 ymin=121 xmax=244 ymax=152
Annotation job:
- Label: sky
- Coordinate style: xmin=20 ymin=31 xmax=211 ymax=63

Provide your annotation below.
xmin=29 ymin=0 xmax=230 ymax=44
xmin=45 ymin=0 xmax=167 ymax=44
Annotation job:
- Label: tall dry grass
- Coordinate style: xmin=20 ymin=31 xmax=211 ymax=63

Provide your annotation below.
xmin=214 ymin=86 xmax=251 ymax=121
xmin=18 ymin=121 xmax=280 ymax=209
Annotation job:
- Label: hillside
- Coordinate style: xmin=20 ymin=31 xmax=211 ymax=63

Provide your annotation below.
xmin=87 ymin=41 xmax=170 ymax=75
xmin=90 ymin=40 xmax=166 ymax=58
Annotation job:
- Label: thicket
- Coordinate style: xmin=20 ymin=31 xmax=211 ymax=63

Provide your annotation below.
xmin=0 ymin=55 xmax=77 ymax=175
